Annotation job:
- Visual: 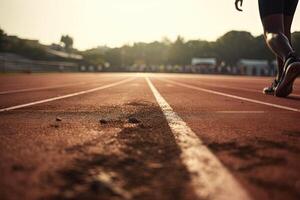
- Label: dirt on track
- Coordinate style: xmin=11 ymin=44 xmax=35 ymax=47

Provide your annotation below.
xmin=152 ymin=77 xmax=300 ymax=200
xmin=0 ymin=76 xmax=196 ymax=200
xmin=0 ymin=73 xmax=300 ymax=200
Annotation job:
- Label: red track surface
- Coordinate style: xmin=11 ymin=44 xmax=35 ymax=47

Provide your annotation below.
xmin=0 ymin=73 xmax=299 ymax=200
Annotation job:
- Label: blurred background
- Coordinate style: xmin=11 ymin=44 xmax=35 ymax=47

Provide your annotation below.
xmin=0 ymin=0 xmax=300 ymax=75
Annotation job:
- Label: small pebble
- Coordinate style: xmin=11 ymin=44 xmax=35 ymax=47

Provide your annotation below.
xmin=100 ymin=119 xmax=108 ymax=124
xmin=11 ymin=164 xmax=25 ymax=171
xmin=128 ymin=117 xmax=140 ymax=124
xmin=56 ymin=117 xmax=62 ymax=122
xmin=147 ymin=162 xmax=163 ymax=169
xmin=90 ymin=181 xmax=103 ymax=192
xmin=50 ymin=124 xmax=59 ymax=128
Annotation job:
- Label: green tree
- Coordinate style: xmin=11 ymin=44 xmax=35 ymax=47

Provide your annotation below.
xmin=0 ymin=28 xmax=6 ymax=50
xmin=168 ymin=36 xmax=188 ymax=65
xmin=185 ymin=40 xmax=217 ymax=62
xmin=144 ymin=41 xmax=169 ymax=65
xmin=0 ymin=28 xmax=4 ymax=38
xmin=292 ymin=31 xmax=300 ymax=53
xmin=60 ymin=35 xmax=73 ymax=52
xmin=104 ymin=48 xmax=122 ymax=71
xmin=216 ymin=31 xmax=256 ymax=65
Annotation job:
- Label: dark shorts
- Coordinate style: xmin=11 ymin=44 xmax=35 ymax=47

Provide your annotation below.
xmin=259 ymin=0 xmax=298 ymax=18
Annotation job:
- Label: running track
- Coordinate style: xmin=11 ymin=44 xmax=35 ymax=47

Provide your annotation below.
xmin=0 ymin=73 xmax=299 ymax=200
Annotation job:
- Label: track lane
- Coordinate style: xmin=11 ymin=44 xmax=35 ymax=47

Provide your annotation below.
xmin=146 ymin=77 xmax=251 ymax=200
xmin=0 ymin=77 xmax=197 ymax=200
xmin=0 ymin=81 xmax=91 ymax=95
xmin=0 ymin=73 xmax=97 ymax=91
xmin=179 ymin=81 xmax=300 ymax=98
xmin=0 ymin=78 xmax=135 ymax=112
xmin=0 ymin=73 xmax=135 ymax=92
xmin=150 ymin=77 xmax=300 ymax=200
xmin=154 ymin=74 xmax=300 ymax=95
xmin=0 ymin=76 xmax=128 ymax=109
xmin=160 ymin=77 xmax=300 ymax=111
xmin=1 ymin=73 xmax=299 ymax=200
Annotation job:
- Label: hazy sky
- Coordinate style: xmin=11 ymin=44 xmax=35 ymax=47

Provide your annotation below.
xmin=0 ymin=0 xmax=299 ymax=50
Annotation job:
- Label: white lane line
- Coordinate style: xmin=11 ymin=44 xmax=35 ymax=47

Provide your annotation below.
xmin=0 ymin=81 xmax=94 ymax=95
xmin=200 ymin=83 xmax=260 ymax=93
xmin=146 ymin=77 xmax=251 ymax=200
xmin=0 ymin=78 xmax=134 ymax=112
xmin=159 ymin=79 xmax=300 ymax=113
xmin=163 ymin=77 xmax=300 ymax=97
xmin=197 ymin=82 xmax=300 ymax=97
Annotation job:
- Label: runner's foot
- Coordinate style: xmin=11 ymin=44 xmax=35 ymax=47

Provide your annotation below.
xmin=263 ymin=79 xmax=279 ymax=95
xmin=275 ymin=62 xmax=300 ymax=97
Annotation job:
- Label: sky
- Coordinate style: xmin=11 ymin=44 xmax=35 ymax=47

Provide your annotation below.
xmin=0 ymin=0 xmax=299 ymax=50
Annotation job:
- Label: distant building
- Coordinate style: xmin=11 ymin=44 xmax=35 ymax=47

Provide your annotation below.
xmin=46 ymin=48 xmax=83 ymax=60
xmin=191 ymin=58 xmax=217 ymax=73
xmin=0 ymin=53 xmax=79 ymax=73
xmin=237 ymin=59 xmax=270 ymax=76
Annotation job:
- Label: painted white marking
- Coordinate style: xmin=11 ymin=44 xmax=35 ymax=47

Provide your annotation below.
xmin=130 ymin=83 xmax=140 ymax=86
xmin=0 ymin=78 xmax=134 ymax=112
xmin=201 ymin=83 xmax=259 ymax=93
xmin=0 ymin=81 xmax=97 ymax=95
xmin=159 ymin=76 xmax=300 ymax=97
xmin=166 ymin=84 xmax=174 ymax=87
xmin=216 ymin=111 xmax=265 ymax=114
xmin=160 ymin=79 xmax=300 ymax=113
xmin=146 ymin=77 xmax=251 ymax=200
xmin=198 ymin=82 xmax=300 ymax=97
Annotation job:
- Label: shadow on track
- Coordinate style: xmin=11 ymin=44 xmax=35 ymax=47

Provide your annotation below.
xmin=44 ymin=100 xmax=197 ymax=200
xmin=285 ymin=95 xmax=300 ymax=101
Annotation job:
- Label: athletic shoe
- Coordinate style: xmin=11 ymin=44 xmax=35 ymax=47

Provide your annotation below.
xmin=263 ymin=79 xmax=278 ymax=95
xmin=275 ymin=54 xmax=300 ymax=97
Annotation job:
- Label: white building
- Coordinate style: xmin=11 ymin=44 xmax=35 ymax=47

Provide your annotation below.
xmin=237 ymin=59 xmax=270 ymax=76
xmin=191 ymin=58 xmax=217 ymax=73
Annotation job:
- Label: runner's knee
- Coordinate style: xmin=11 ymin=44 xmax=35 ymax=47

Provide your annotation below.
xmin=265 ymin=32 xmax=285 ymax=44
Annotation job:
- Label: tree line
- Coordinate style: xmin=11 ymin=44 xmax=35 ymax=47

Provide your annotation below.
xmin=1 ymin=28 xmax=300 ymax=71
xmin=0 ymin=28 xmax=76 ymax=61
xmin=82 ymin=31 xmax=300 ymax=71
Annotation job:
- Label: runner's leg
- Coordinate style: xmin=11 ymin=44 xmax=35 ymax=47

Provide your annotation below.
xmin=260 ymin=15 xmax=287 ymax=94
xmin=274 ymin=0 xmax=300 ymax=97
xmin=262 ymin=14 xmax=294 ymax=61
xmin=275 ymin=15 xmax=293 ymax=81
